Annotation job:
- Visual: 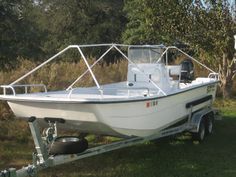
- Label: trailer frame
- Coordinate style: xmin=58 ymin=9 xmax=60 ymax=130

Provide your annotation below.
xmin=0 ymin=105 xmax=216 ymax=177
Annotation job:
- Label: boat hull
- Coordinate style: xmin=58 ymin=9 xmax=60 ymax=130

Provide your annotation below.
xmin=7 ymin=83 xmax=217 ymax=137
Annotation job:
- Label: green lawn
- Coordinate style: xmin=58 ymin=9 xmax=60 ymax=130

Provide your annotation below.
xmin=1 ymin=99 xmax=236 ymax=177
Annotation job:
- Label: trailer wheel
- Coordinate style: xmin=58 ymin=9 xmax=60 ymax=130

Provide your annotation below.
xmin=193 ymin=120 xmax=206 ymax=142
xmin=49 ymin=136 xmax=88 ymax=155
xmin=205 ymin=116 xmax=214 ymax=135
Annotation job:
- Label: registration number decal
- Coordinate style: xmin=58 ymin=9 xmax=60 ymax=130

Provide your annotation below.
xmin=146 ymin=100 xmax=158 ymax=108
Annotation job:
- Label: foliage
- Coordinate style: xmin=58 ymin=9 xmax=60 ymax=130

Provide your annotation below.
xmin=123 ymin=0 xmax=192 ymax=44
xmin=42 ymin=0 xmax=125 ymax=48
xmin=0 ymin=0 xmax=45 ymax=68
xmin=184 ymin=2 xmax=236 ymax=98
xmin=123 ymin=0 xmax=236 ymax=98
xmin=0 ymin=0 xmax=126 ymax=67
xmin=38 ymin=0 xmax=126 ymax=59
xmin=1 ymin=0 xmax=236 ymax=97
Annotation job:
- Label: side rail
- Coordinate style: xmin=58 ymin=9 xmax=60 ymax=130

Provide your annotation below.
xmin=208 ymin=73 xmax=219 ymax=80
xmin=1 ymin=84 xmax=47 ymax=96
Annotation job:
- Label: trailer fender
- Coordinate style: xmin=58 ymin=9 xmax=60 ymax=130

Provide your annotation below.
xmin=189 ymin=108 xmax=214 ymax=133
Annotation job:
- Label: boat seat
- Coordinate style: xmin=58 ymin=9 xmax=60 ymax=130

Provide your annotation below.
xmin=166 ymin=65 xmax=181 ymax=89
xmin=127 ymin=63 xmax=172 ymax=91
xmin=166 ymin=65 xmax=181 ymax=76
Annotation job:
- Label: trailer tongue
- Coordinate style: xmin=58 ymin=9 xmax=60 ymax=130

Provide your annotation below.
xmin=1 ymin=106 xmax=215 ymax=177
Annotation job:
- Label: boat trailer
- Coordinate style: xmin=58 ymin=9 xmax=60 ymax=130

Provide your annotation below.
xmin=0 ymin=106 xmax=216 ymax=177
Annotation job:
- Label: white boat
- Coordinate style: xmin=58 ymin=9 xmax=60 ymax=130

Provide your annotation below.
xmin=0 ymin=44 xmax=219 ymax=137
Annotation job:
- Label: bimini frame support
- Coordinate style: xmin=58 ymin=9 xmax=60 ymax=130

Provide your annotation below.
xmin=156 ymin=46 xmax=217 ymax=74
xmin=4 ymin=44 xmax=169 ymax=97
xmin=2 ymin=43 xmax=219 ymax=98
xmin=66 ymin=45 xmax=115 ymax=90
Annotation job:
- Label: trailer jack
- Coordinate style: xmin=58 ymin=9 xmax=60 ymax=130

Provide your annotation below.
xmin=0 ymin=117 xmax=52 ymax=177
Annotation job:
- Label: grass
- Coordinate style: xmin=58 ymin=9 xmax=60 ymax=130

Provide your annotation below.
xmin=0 ymin=99 xmax=236 ymax=177
xmin=0 ymin=51 xmax=236 ymax=176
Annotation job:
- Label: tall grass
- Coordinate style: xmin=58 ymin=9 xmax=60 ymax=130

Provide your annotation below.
xmin=0 ymin=59 xmax=128 ymax=89
xmin=0 ymin=58 xmax=128 ymax=119
xmin=0 ymin=56 xmax=235 ymax=120
xmin=0 ymin=58 xmax=128 ymax=149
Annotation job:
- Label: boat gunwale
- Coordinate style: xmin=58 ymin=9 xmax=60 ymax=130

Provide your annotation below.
xmin=1 ymin=81 xmax=219 ymax=104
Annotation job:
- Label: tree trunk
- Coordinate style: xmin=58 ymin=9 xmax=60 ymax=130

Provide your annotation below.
xmin=219 ymin=53 xmax=235 ymax=99
xmin=221 ymin=76 xmax=233 ymax=99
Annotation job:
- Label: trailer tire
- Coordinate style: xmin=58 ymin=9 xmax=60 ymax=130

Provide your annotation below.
xmin=49 ymin=136 xmax=88 ymax=155
xmin=205 ymin=116 xmax=214 ymax=135
xmin=193 ymin=120 xmax=205 ymax=142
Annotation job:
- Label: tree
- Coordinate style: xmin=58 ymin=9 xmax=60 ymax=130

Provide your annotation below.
xmin=0 ymin=0 xmax=72 ymax=65
xmin=186 ymin=1 xmax=236 ymax=98
xmin=38 ymin=0 xmax=126 ymax=57
xmin=0 ymin=0 xmax=22 ymax=67
xmin=0 ymin=0 xmax=44 ymax=68
xmin=0 ymin=0 xmax=126 ymax=66
xmin=123 ymin=0 xmax=236 ymax=98
xmin=123 ymin=0 xmax=192 ymax=44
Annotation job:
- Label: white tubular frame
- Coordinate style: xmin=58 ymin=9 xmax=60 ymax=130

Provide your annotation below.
xmin=1 ymin=44 xmax=218 ymax=97
xmin=66 ymin=45 xmax=115 ymax=90
xmin=2 ymin=44 xmax=169 ymax=97
xmin=156 ymin=46 xmax=218 ymax=74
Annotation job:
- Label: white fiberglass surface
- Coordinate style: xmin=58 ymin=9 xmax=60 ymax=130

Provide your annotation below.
xmin=179 ymin=77 xmax=216 ymax=89
xmin=5 ymin=78 xmax=216 ymax=102
xmin=12 ymin=82 xmax=158 ymax=100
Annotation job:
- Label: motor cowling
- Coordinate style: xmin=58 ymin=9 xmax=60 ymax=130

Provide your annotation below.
xmin=180 ymin=59 xmax=194 ymax=82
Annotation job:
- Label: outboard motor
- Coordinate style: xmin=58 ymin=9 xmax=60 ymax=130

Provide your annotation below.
xmin=180 ymin=59 xmax=194 ymax=82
